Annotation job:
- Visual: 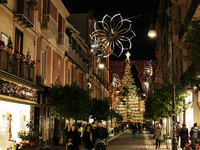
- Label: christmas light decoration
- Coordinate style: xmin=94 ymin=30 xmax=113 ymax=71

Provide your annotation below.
xmin=91 ymin=14 xmax=136 ymax=58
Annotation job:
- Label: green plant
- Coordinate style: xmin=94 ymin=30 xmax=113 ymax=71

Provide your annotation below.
xmin=18 ymin=122 xmax=41 ymax=142
xmin=190 ymin=134 xmax=196 ymax=150
xmin=7 ymin=37 xmax=13 ymax=50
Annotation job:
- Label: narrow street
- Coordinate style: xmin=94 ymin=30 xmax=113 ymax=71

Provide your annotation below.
xmin=45 ymin=130 xmax=177 ymax=150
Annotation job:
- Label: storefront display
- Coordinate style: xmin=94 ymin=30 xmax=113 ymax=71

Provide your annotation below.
xmin=0 ymin=101 xmax=30 ymax=150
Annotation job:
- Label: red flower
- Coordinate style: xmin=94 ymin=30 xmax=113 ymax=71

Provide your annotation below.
xmin=188 ymin=136 xmax=191 ymax=140
xmin=14 ymin=50 xmax=20 ymax=53
xmin=37 ymin=141 xmax=41 ymax=145
xmin=30 ymin=141 xmax=36 ymax=146
xmin=185 ymin=143 xmax=190 ymax=148
xmin=0 ymin=40 xmax=5 ymax=46
xmin=31 ymin=60 xmax=36 ymax=64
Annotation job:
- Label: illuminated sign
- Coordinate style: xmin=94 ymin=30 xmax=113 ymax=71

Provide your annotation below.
xmin=0 ymin=79 xmax=38 ymax=102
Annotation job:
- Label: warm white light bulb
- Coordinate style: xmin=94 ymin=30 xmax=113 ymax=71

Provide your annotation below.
xmin=99 ymin=63 xmax=104 ymax=69
xmin=148 ymin=30 xmax=157 ymax=38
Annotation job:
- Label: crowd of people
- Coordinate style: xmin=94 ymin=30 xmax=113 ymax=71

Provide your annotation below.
xmin=153 ymin=122 xmax=200 ymax=149
xmin=66 ymin=120 xmax=108 ymax=150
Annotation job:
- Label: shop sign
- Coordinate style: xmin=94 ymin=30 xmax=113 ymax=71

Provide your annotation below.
xmin=0 ymin=79 xmax=38 ymax=102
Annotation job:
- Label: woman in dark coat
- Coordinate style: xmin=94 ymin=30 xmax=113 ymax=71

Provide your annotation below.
xmin=82 ymin=123 xmax=94 ymax=150
xmin=66 ymin=124 xmax=81 ymax=150
xmin=180 ymin=123 xmax=188 ymax=149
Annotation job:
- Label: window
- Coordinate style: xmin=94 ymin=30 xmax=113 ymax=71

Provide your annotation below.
xmin=68 ymin=69 xmax=71 ymax=85
xmin=1 ymin=33 xmax=8 ymax=45
xmin=41 ymin=51 xmax=46 ymax=76
xmin=43 ymin=0 xmax=49 ymax=14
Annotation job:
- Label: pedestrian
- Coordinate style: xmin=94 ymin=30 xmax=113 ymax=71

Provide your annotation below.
xmin=130 ymin=123 xmax=137 ymax=141
xmin=180 ymin=123 xmax=188 ymax=150
xmin=176 ymin=122 xmax=181 ymax=147
xmin=94 ymin=120 xmax=108 ymax=149
xmin=66 ymin=124 xmax=81 ymax=150
xmin=138 ymin=123 xmax=141 ymax=135
xmin=77 ymin=123 xmax=83 ymax=145
xmin=92 ymin=122 xmax=96 ymax=130
xmin=190 ymin=122 xmax=200 ymax=143
xmin=82 ymin=123 xmax=94 ymax=150
xmin=154 ymin=124 xmax=162 ymax=149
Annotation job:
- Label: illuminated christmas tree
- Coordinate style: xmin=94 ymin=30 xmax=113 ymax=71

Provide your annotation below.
xmin=118 ymin=70 xmax=143 ymax=122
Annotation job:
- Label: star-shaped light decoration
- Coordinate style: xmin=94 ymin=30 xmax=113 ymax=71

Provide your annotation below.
xmin=91 ymin=14 xmax=136 ymax=58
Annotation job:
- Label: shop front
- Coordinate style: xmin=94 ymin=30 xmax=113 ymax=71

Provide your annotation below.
xmin=0 ymin=101 xmax=31 ymax=150
xmin=0 ymin=76 xmax=42 ymax=150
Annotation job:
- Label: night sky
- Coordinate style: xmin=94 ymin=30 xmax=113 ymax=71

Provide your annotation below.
xmin=62 ymin=0 xmax=160 ymax=87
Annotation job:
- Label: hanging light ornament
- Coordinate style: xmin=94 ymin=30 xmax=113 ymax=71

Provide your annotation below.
xmin=91 ymin=14 xmax=136 ymax=57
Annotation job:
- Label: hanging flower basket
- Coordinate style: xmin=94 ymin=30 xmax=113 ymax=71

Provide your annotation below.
xmin=14 ymin=50 xmax=20 ymax=59
xmin=0 ymin=40 xmax=5 ymax=51
xmin=30 ymin=60 xmax=37 ymax=68
xmin=26 ymin=59 xmax=32 ymax=65
xmin=6 ymin=49 xmax=13 ymax=55
xmin=20 ymin=54 xmax=26 ymax=62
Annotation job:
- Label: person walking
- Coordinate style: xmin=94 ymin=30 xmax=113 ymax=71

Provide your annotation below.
xmin=66 ymin=124 xmax=81 ymax=150
xmin=82 ymin=123 xmax=94 ymax=150
xmin=180 ymin=123 xmax=188 ymax=150
xmin=130 ymin=123 xmax=137 ymax=141
xmin=154 ymin=124 xmax=162 ymax=149
xmin=190 ymin=122 xmax=200 ymax=143
xmin=94 ymin=120 xmax=108 ymax=149
xmin=138 ymin=123 xmax=141 ymax=135
xmin=176 ymin=122 xmax=181 ymax=147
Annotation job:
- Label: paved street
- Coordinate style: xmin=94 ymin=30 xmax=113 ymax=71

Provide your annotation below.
xmin=44 ymin=130 xmax=182 ymax=150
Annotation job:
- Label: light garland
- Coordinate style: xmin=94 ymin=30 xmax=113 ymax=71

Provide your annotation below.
xmin=90 ymin=14 xmax=136 ymax=58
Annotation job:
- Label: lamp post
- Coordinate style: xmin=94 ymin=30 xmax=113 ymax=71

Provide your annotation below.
xmin=168 ymin=1 xmax=177 ymax=150
xmin=148 ymin=1 xmax=177 ymax=150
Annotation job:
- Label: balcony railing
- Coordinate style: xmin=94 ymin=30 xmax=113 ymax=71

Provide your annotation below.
xmin=57 ymin=32 xmax=69 ymax=49
xmin=0 ymin=51 xmax=35 ymax=83
xmin=41 ymin=14 xmax=57 ymax=38
xmin=14 ymin=0 xmax=34 ymax=28
xmin=65 ymin=49 xmax=87 ymax=73
xmin=0 ymin=0 xmax=7 ymax=4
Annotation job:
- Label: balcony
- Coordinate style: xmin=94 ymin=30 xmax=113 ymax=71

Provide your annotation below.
xmin=0 ymin=0 xmax=7 ymax=4
xmin=41 ymin=14 xmax=57 ymax=38
xmin=57 ymin=32 xmax=69 ymax=51
xmin=13 ymin=0 xmax=34 ymax=28
xmin=65 ymin=49 xmax=87 ymax=73
xmin=0 ymin=51 xmax=35 ymax=83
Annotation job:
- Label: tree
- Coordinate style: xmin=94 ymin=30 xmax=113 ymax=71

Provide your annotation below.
xmin=89 ymin=98 xmax=110 ymax=121
xmin=144 ymin=81 xmax=187 ymax=120
xmin=48 ymin=83 xmax=91 ymax=120
xmin=181 ymin=18 xmax=200 ymax=90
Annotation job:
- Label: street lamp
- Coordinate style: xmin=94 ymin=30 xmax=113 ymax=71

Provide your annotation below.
xmin=148 ymin=1 xmax=177 ymax=150
xmin=99 ymin=63 xmax=104 ymax=69
xmin=148 ymin=15 xmax=157 ymax=38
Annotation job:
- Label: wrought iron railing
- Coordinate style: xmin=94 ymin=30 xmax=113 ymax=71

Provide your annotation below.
xmin=14 ymin=0 xmax=34 ymax=28
xmin=0 ymin=0 xmax=7 ymax=4
xmin=0 ymin=51 xmax=35 ymax=82
xmin=42 ymin=14 xmax=58 ymax=36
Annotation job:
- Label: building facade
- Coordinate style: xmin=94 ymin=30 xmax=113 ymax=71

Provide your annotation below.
xmin=155 ymin=0 xmax=200 ymax=131
xmin=0 ymin=0 xmax=105 ymax=148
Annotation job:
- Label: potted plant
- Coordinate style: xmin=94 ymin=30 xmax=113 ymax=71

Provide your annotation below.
xmin=28 ymin=0 xmax=38 ymax=10
xmin=18 ymin=122 xmax=42 ymax=150
xmin=20 ymin=54 xmax=26 ymax=62
xmin=31 ymin=60 xmax=37 ymax=68
xmin=14 ymin=50 xmax=20 ymax=59
xmin=6 ymin=37 xmax=13 ymax=55
xmin=25 ymin=50 xmax=31 ymax=65
xmin=0 ymin=40 xmax=5 ymax=51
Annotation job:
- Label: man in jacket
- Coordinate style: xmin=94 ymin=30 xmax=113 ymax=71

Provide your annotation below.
xmin=176 ymin=122 xmax=181 ymax=147
xmin=190 ymin=122 xmax=200 ymax=143
xmin=94 ymin=120 xmax=108 ymax=141
xmin=130 ymin=123 xmax=137 ymax=141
